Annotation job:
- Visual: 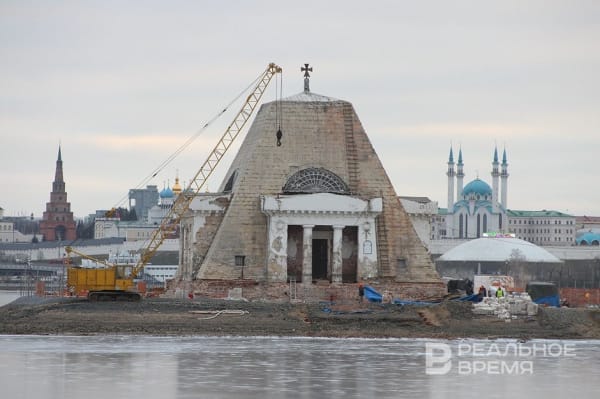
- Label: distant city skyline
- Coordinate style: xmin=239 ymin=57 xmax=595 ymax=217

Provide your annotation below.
xmin=1 ymin=1 xmax=599 ymax=218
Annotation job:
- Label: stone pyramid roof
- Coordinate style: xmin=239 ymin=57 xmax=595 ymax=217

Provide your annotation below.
xmin=189 ymin=90 xmax=439 ymax=284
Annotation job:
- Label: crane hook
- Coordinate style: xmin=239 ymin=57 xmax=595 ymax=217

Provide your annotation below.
xmin=276 ymin=128 xmax=282 ymax=147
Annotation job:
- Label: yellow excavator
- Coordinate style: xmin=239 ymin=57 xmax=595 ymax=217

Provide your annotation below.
xmin=65 ymin=246 xmax=141 ymax=300
xmin=65 ymin=63 xmax=282 ymax=301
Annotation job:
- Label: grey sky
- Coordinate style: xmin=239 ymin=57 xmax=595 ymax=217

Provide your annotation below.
xmin=1 ymin=1 xmax=599 ymax=218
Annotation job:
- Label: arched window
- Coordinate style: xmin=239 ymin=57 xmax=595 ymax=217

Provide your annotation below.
xmin=483 ymin=214 xmax=488 ymax=234
xmin=477 ymin=214 xmax=481 ymax=238
xmin=459 ymin=214 xmax=464 ymax=238
xmin=283 ymin=168 xmax=349 ymax=194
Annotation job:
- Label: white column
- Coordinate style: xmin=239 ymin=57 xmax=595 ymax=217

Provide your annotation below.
xmin=358 ymin=219 xmax=378 ymax=279
xmin=331 ymin=225 xmax=344 ymax=284
xmin=267 ymin=218 xmax=288 ymax=282
xmin=302 ymin=225 xmax=315 ymax=284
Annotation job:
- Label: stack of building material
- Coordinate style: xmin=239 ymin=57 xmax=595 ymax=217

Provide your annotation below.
xmin=472 ymin=293 xmax=538 ymax=319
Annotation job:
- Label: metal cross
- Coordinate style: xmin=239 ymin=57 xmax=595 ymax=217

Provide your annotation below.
xmin=301 ymin=63 xmax=312 ymax=78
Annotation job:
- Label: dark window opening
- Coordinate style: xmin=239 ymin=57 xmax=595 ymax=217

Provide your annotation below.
xmin=312 ymin=239 xmax=328 ymax=280
xmin=235 ymin=255 xmax=245 ymax=266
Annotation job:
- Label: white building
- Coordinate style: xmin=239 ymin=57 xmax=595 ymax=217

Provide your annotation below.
xmin=94 ymin=217 xmax=157 ymax=241
xmin=0 ymin=217 xmax=33 ymax=243
xmin=94 ymin=176 xmax=184 ymax=241
xmin=81 ymin=251 xmax=178 ymax=283
xmin=399 ymin=196 xmax=438 ymax=247
xmin=507 ymin=210 xmax=576 ymax=246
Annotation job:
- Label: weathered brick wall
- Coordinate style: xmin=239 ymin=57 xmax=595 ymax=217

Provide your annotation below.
xmin=180 ymin=279 xmax=446 ymax=303
xmin=345 ymin=104 xmax=439 ymax=282
xmin=194 ymin=97 xmax=440 ymax=285
xmin=192 ymin=212 xmax=227 ymax=276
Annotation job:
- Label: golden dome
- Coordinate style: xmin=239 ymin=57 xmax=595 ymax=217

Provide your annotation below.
xmin=172 ymin=176 xmax=182 ymax=195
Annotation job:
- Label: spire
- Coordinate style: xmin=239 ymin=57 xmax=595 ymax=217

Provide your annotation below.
xmin=501 ymin=146 xmax=509 ymax=178
xmin=447 ymin=146 xmax=456 ymax=177
xmin=447 ymin=146 xmax=456 ymax=212
xmin=491 ymin=145 xmax=500 ymax=215
xmin=456 ymin=146 xmax=465 ymax=203
xmin=54 ymin=145 xmax=64 ymax=188
xmin=501 ymin=146 xmax=509 ymax=211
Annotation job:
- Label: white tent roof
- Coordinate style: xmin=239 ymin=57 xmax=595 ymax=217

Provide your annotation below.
xmin=438 ymin=237 xmax=562 ymax=263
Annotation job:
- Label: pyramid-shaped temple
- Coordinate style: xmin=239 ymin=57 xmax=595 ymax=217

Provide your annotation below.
xmin=178 ymin=66 xmax=443 ymax=300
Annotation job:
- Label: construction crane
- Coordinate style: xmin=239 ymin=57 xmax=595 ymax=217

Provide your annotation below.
xmin=66 ymin=62 xmax=282 ymax=301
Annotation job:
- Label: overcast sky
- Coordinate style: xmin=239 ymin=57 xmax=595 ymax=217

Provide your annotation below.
xmin=1 ymin=1 xmax=599 ymax=218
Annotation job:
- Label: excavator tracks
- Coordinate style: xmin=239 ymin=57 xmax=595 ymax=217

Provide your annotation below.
xmin=88 ymin=291 xmax=142 ymax=302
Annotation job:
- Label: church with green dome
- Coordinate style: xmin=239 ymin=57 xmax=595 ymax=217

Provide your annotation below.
xmin=444 ymin=146 xmax=508 ymax=238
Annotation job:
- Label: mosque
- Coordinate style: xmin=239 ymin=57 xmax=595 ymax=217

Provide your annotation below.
xmin=176 ymin=66 xmax=444 ymax=300
xmin=444 ymin=146 xmax=509 ymax=239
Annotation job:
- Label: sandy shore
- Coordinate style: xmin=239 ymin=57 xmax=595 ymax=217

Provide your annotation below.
xmin=1 ymin=296 xmax=599 ymax=339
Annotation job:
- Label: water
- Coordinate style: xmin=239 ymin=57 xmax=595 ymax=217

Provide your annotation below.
xmin=0 ymin=335 xmax=598 ymax=399
xmin=0 ymin=291 xmax=21 ymax=307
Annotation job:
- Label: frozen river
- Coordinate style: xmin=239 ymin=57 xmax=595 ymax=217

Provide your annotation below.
xmin=0 ymin=335 xmax=598 ymax=399
xmin=0 ymin=291 xmax=23 ymax=307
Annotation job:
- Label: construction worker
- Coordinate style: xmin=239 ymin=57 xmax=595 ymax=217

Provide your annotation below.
xmin=496 ymin=286 xmax=505 ymax=298
xmin=358 ymin=284 xmax=365 ymax=303
xmin=478 ymin=285 xmax=487 ymax=300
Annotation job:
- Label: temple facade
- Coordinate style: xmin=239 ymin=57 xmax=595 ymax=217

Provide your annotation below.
xmin=178 ymin=66 xmax=442 ymax=299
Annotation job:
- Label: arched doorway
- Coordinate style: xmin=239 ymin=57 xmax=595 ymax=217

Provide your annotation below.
xmin=55 ymin=225 xmax=66 ymax=241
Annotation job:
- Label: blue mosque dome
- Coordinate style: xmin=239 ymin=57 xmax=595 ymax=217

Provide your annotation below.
xmin=160 ymin=187 xmax=174 ymax=198
xmin=462 ymin=178 xmax=492 ymax=199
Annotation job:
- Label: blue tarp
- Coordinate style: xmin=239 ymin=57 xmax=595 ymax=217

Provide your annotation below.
xmin=364 ymin=286 xmax=382 ymax=302
xmin=365 ymin=285 xmax=480 ymax=305
xmin=456 ymin=293 xmax=482 ymax=302
xmin=533 ymin=295 xmax=560 ymax=307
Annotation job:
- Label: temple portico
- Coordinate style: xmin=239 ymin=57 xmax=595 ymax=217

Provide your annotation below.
xmin=261 ymin=193 xmax=382 ymax=284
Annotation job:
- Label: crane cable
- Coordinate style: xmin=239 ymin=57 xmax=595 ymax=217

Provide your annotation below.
xmin=110 ymin=69 xmax=268 ymax=210
xmin=275 ymin=70 xmax=283 ymax=146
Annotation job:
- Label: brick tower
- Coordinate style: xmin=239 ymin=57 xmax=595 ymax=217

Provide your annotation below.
xmin=180 ymin=65 xmax=441 ymax=298
xmin=39 ymin=146 xmax=76 ymax=241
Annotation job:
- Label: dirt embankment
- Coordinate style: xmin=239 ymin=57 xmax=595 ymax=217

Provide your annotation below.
xmin=1 ymin=297 xmax=599 ymax=339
